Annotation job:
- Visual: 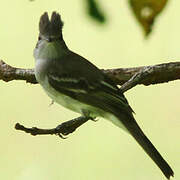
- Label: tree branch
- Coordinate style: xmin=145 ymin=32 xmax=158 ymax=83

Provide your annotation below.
xmin=0 ymin=60 xmax=37 ymax=84
xmin=103 ymin=61 xmax=180 ymax=87
xmin=1 ymin=60 xmax=180 ymax=89
xmin=15 ymin=116 xmax=91 ymax=138
xmin=1 ymin=59 xmax=180 ymax=137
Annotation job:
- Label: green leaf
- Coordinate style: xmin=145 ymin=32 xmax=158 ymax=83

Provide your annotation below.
xmin=86 ymin=0 xmax=106 ymax=23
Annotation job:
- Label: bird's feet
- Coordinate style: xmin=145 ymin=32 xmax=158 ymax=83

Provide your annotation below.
xmin=55 ymin=116 xmax=91 ymax=138
xmin=55 ymin=121 xmax=77 ymax=139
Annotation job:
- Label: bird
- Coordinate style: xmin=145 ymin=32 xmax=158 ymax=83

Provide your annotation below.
xmin=33 ymin=11 xmax=174 ymax=179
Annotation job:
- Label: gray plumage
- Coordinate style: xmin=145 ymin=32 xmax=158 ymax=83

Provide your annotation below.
xmin=34 ymin=12 xmax=174 ymax=179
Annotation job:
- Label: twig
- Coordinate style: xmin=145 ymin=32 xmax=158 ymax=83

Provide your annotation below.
xmin=120 ymin=66 xmax=154 ymax=92
xmin=15 ymin=116 xmax=91 ymax=138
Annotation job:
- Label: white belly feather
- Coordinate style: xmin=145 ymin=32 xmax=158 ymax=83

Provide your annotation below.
xmin=35 ymin=59 xmax=128 ymax=132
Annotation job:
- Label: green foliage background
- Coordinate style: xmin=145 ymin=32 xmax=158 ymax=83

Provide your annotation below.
xmin=0 ymin=0 xmax=179 ymax=179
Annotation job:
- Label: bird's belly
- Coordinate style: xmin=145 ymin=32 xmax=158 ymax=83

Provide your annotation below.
xmin=36 ymin=74 xmax=128 ymax=131
xmin=39 ymin=76 xmax=103 ymax=118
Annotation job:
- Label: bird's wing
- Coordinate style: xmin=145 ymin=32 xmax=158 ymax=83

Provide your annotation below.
xmin=47 ymin=52 xmax=134 ymax=116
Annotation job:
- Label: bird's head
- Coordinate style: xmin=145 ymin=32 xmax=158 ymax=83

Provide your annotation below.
xmin=34 ymin=12 xmax=67 ymax=60
xmin=38 ymin=12 xmax=64 ymax=42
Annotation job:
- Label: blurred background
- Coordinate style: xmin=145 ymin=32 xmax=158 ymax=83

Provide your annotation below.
xmin=0 ymin=0 xmax=179 ymax=179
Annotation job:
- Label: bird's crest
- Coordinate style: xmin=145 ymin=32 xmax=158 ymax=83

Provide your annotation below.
xmin=39 ymin=12 xmax=64 ymax=37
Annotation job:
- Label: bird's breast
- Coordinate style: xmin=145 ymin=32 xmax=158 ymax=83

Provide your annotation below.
xmin=34 ymin=58 xmax=50 ymax=83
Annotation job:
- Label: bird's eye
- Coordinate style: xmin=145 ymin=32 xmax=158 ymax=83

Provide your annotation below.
xmin=38 ymin=36 xmax=42 ymax=41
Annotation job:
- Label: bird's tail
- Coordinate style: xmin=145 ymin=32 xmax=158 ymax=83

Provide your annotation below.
xmin=110 ymin=113 xmax=174 ymax=179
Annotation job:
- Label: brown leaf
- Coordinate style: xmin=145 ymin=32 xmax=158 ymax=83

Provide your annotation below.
xmin=129 ymin=0 xmax=168 ymax=36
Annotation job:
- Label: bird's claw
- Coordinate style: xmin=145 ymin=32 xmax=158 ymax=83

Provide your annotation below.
xmin=91 ymin=117 xmax=98 ymax=122
xmin=49 ymin=100 xmax=54 ymax=106
xmin=55 ymin=122 xmax=77 ymax=139
xmin=56 ymin=133 xmax=68 ymax=139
